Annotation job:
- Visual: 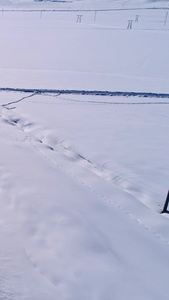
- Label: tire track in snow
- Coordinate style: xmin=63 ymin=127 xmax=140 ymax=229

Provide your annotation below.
xmin=50 ymin=94 xmax=169 ymax=106
xmin=2 ymin=92 xmax=37 ymax=109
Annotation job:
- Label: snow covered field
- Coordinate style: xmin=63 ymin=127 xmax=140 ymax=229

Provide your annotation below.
xmin=0 ymin=3 xmax=169 ymax=92
xmin=0 ymin=0 xmax=169 ymax=299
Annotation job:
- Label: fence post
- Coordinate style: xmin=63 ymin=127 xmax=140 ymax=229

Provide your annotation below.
xmin=164 ymin=11 xmax=168 ymax=26
xmin=76 ymin=15 xmax=83 ymax=23
xmin=161 ymin=190 xmax=169 ymax=214
xmin=127 ymin=20 xmax=133 ymax=29
xmin=135 ymin=15 xmax=139 ymax=22
xmin=94 ymin=10 xmax=97 ymax=22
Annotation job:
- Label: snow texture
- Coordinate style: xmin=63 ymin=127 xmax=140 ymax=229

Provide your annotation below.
xmin=0 ymin=0 xmax=169 ymax=299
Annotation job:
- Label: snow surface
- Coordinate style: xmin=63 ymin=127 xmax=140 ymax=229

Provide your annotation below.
xmin=0 ymin=0 xmax=169 ymax=299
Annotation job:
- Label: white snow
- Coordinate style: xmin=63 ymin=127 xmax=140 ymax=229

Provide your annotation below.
xmin=0 ymin=0 xmax=169 ymax=299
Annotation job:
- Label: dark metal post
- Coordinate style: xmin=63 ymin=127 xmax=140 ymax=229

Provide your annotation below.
xmin=161 ymin=190 xmax=169 ymax=214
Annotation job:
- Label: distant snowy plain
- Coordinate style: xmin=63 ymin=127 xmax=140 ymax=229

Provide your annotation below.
xmin=0 ymin=0 xmax=169 ymax=299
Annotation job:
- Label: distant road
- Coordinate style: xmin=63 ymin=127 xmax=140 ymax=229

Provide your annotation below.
xmin=0 ymin=7 xmax=168 ymax=12
xmin=1 ymin=87 xmax=169 ymax=99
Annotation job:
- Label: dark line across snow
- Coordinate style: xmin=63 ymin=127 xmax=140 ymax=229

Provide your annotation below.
xmin=1 ymin=88 xmax=169 ymax=99
xmin=0 ymin=7 xmax=168 ymax=12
